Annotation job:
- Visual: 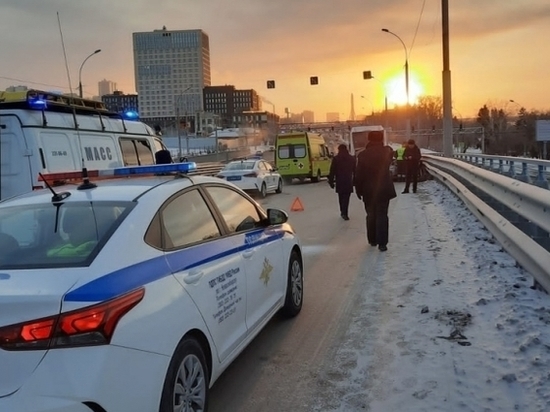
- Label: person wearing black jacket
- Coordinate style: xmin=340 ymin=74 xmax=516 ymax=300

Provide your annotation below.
xmin=402 ymin=139 xmax=422 ymax=194
xmin=354 ymin=131 xmax=397 ymax=251
xmin=328 ymin=144 xmax=356 ymax=220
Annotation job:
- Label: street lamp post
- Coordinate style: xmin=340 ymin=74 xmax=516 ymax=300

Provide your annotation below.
xmin=175 ymin=87 xmax=193 ymax=159
xmin=363 ymin=72 xmax=389 ymax=127
xmin=78 ymin=49 xmax=101 ymax=98
xmin=382 ymin=28 xmax=410 ymax=138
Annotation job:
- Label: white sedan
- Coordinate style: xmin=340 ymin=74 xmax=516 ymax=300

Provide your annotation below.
xmin=0 ymin=163 xmax=303 ymax=412
xmin=216 ymin=158 xmax=283 ymax=198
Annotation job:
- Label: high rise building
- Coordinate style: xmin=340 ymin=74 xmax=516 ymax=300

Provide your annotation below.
xmin=303 ymin=110 xmax=314 ymax=123
xmin=326 ymin=112 xmax=340 ymax=122
xmin=98 ymin=79 xmax=117 ymax=97
xmin=133 ymin=26 xmax=211 ymax=128
xmin=101 ymin=91 xmax=139 ymax=114
xmin=204 ymin=85 xmax=260 ymax=128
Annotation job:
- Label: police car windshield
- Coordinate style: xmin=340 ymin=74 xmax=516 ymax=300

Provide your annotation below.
xmin=223 ymin=161 xmax=256 ymax=171
xmin=0 ymin=201 xmax=133 ymax=269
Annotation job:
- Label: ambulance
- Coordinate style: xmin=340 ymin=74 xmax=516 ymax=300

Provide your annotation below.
xmin=274 ymin=131 xmax=331 ymax=183
xmin=0 ymin=89 xmax=167 ymax=200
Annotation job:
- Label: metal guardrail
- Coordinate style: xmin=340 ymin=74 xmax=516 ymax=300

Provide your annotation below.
xmin=187 ymin=162 xmax=224 ymax=177
xmin=454 ymin=153 xmax=550 ymax=189
xmin=423 ymin=155 xmax=550 ymax=291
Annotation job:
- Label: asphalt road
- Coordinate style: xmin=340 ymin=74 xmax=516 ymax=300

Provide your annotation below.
xmin=209 ymin=177 xmax=397 ymax=412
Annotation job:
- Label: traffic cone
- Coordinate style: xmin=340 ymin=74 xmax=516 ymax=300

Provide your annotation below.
xmin=290 ymin=197 xmax=305 ymax=212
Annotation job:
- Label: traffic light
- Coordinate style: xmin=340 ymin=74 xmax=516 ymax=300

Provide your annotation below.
xmin=432 ymin=125 xmax=436 ymax=131
xmin=310 ymin=76 xmax=319 ymax=85
xmin=363 ymin=71 xmax=373 ymax=80
xmin=459 ymin=122 xmax=463 ymax=131
xmin=411 ymin=125 xmax=415 ymax=133
xmin=267 ymin=80 xmax=275 ymax=89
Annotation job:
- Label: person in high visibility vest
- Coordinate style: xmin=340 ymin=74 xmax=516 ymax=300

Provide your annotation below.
xmin=395 ymin=141 xmax=407 ymax=180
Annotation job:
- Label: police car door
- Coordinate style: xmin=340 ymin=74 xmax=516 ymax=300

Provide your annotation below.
xmin=264 ymin=161 xmax=279 ymax=190
xmin=160 ymin=188 xmax=247 ymax=362
xmin=204 ymin=185 xmax=285 ymax=333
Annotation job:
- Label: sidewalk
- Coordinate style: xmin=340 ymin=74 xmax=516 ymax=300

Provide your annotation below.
xmin=312 ymin=179 xmax=550 ymax=412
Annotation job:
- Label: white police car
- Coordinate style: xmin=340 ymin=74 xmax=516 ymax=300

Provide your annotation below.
xmin=0 ymin=163 xmax=303 ymax=412
xmin=216 ymin=158 xmax=283 ymax=198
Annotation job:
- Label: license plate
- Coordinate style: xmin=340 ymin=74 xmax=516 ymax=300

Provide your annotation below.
xmin=227 ymin=176 xmax=242 ymax=181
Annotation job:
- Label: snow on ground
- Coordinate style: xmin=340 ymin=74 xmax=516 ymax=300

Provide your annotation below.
xmin=313 ymin=179 xmax=550 ymax=412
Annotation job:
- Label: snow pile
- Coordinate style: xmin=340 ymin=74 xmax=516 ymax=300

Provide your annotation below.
xmin=313 ymin=180 xmax=550 ymax=412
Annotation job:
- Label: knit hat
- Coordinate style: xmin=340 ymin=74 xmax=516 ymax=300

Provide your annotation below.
xmin=368 ymin=130 xmax=384 ymax=142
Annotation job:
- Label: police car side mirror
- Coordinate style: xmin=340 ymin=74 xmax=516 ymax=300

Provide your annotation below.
xmin=267 ymin=208 xmax=288 ymax=225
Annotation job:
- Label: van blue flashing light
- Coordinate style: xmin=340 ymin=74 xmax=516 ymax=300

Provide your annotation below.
xmin=28 ymin=98 xmax=48 ymax=110
xmin=122 ymin=110 xmax=139 ymax=120
xmin=113 ymin=162 xmax=197 ymax=176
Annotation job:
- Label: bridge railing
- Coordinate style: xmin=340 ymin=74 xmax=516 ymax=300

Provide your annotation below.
xmin=454 ymin=153 xmax=550 ymax=189
xmin=423 ymin=155 xmax=550 ymax=291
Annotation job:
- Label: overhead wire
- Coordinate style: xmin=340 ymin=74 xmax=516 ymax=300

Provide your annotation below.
xmin=409 ymin=0 xmax=428 ymax=60
xmin=0 ymin=76 xmax=70 ymax=92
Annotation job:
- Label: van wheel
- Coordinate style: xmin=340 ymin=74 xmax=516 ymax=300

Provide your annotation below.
xmin=311 ymin=169 xmax=321 ymax=183
xmin=275 ymin=179 xmax=283 ymax=194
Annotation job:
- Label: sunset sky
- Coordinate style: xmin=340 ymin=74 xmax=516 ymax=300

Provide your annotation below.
xmin=1 ymin=0 xmax=549 ymax=120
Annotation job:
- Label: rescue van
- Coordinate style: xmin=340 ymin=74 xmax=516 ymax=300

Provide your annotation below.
xmin=0 ymin=89 xmax=166 ymax=200
xmin=349 ymin=125 xmax=387 ymax=155
xmin=275 ymin=131 xmax=331 ymax=183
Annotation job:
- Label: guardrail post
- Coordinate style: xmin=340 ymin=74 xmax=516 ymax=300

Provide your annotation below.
xmin=516 ymin=162 xmax=531 ymax=183
xmin=488 ymin=158 xmax=494 ymax=172
xmin=506 ymin=160 xmax=516 ymax=178
xmin=498 ymin=159 xmax=504 ymax=174
xmin=534 ymin=165 xmax=549 ymax=189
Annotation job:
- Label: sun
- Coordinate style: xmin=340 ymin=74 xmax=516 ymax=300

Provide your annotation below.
xmin=385 ymin=74 xmax=424 ymax=106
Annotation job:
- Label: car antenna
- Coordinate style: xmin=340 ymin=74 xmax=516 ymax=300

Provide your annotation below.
xmin=57 ymin=12 xmax=97 ymax=191
xmin=39 ymin=173 xmax=71 ymax=203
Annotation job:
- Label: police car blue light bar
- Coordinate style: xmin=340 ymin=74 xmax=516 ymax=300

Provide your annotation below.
xmin=38 ymin=162 xmax=197 ymax=184
xmin=113 ymin=162 xmax=197 ymax=176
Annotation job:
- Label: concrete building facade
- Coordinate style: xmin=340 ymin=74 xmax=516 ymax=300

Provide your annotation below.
xmin=132 ymin=26 xmax=211 ymax=131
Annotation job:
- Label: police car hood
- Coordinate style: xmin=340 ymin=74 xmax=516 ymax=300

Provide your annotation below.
xmin=0 ymin=268 xmax=83 ymax=397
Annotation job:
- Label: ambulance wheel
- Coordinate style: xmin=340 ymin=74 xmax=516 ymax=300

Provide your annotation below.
xmin=311 ymin=169 xmax=321 ymax=183
xmin=283 ymin=177 xmax=293 ymax=185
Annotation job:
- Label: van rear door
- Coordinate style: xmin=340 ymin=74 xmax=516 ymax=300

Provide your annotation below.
xmin=276 ymin=136 xmax=310 ymax=177
xmin=0 ymin=115 xmax=33 ymax=200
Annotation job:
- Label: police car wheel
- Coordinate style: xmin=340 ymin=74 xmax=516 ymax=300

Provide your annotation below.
xmin=275 ymin=179 xmax=283 ymax=194
xmin=280 ymin=250 xmax=303 ymax=318
xmin=160 ymin=337 xmax=209 ymax=412
xmin=259 ymin=183 xmax=267 ymax=198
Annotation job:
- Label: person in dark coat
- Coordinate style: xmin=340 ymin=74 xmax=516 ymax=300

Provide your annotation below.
xmin=328 ymin=143 xmax=356 ymax=220
xmin=354 ymin=131 xmax=397 ymax=251
xmin=402 ymin=139 xmax=422 ymax=193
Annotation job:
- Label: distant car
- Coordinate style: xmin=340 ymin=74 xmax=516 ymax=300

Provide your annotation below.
xmin=216 ymin=158 xmax=283 ymax=197
xmin=0 ymin=163 xmax=303 ymax=412
xmin=255 ymin=150 xmax=263 ymax=156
